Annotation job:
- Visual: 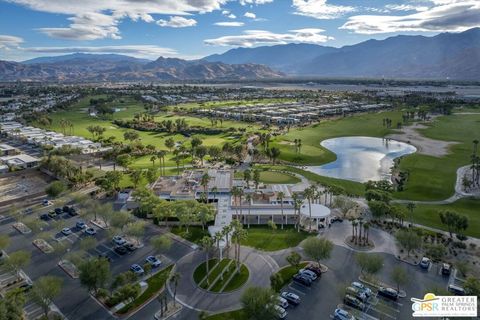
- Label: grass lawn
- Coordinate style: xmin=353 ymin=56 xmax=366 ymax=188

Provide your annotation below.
xmin=241 ymin=226 xmax=311 ymax=251
xmin=258 ymin=171 xmax=301 ymax=184
xmin=273 ymin=111 xmax=403 ymax=165
xmin=223 ymin=264 xmax=249 ymax=292
xmin=193 ymin=258 xmax=218 ymax=285
xmin=397 ymin=198 xmax=480 ymax=238
xmin=170 ymin=226 xmax=209 ymax=244
xmin=206 ymin=310 xmax=246 ymax=320
xmin=394 ymin=114 xmax=480 ymax=201
xmin=199 ymin=259 xmax=233 ymax=289
xmin=257 ymin=165 xmax=365 ymax=197
xmin=275 ymin=262 xmax=309 ymax=291
xmin=117 ymin=265 xmax=173 ymax=314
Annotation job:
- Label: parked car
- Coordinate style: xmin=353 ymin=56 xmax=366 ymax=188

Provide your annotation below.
xmin=281 ymin=292 xmax=300 ymax=306
xmin=420 ymin=257 xmax=431 ymax=269
xmin=448 ymin=284 xmax=466 ymax=296
xmin=276 ymin=296 xmax=289 ymax=309
xmin=344 ymin=294 xmax=365 ymax=311
xmin=48 ymin=211 xmax=57 ymax=218
xmin=39 ymin=213 xmax=50 ymax=221
xmin=146 ymin=256 xmax=162 ymax=267
xmin=68 ymin=208 xmax=78 ymax=216
xmin=98 ymin=253 xmax=112 ymax=262
xmin=112 ymin=236 xmax=127 ymax=246
xmin=76 ymin=221 xmax=87 ymax=229
xmin=62 ymin=206 xmax=71 ymax=213
xmin=378 ymin=287 xmax=398 ymax=300
xmin=84 ymin=228 xmax=96 ymax=236
xmin=346 ymin=286 xmax=368 ymax=302
xmin=331 ymin=216 xmax=343 ymax=223
xmin=306 ymin=264 xmax=322 ymax=276
xmin=293 ymin=274 xmax=312 ymax=286
xmin=54 ymin=208 xmax=63 ymax=215
xmin=299 ymin=269 xmax=318 ymax=281
xmin=351 ymin=281 xmax=373 ymax=297
xmin=334 ymin=308 xmax=355 ymax=320
xmin=114 ymin=246 xmax=128 ymax=255
xmin=441 ymin=263 xmax=451 ymax=276
xmin=61 ymin=228 xmax=72 ymax=236
xmin=42 ymin=199 xmax=52 ymax=206
xmin=130 ymin=264 xmax=144 ymax=275
xmin=124 ymin=242 xmax=137 ymax=252
xmin=274 ymin=305 xmax=287 ymax=319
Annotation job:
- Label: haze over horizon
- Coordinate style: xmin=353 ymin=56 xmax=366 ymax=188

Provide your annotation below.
xmin=0 ymin=0 xmax=479 ymax=61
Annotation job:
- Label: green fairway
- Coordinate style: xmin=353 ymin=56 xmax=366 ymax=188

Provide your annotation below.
xmin=273 ymin=111 xmax=403 ymax=165
xmin=257 ymin=165 xmax=365 ymax=196
xmin=241 ymin=226 xmax=311 ymax=251
xmin=400 ymin=198 xmax=480 ymax=238
xmin=394 ymin=114 xmax=480 ymax=201
xmin=258 ymin=170 xmax=301 ymax=184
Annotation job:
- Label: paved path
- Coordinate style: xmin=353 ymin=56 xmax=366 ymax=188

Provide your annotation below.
xmin=169 ymin=246 xmax=276 ymax=313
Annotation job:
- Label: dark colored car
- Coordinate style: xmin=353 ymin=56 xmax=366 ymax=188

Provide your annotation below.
xmin=68 ymin=208 xmax=78 ymax=216
xmin=293 ymin=274 xmax=312 ymax=287
xmin=54 ymin=208 xmax=63 ymax=215
xmin=306 ymin=265 xmax=322 ymax=277
xmin=123 ymin=243 xmax=137 ymax=252
xmin=114 ymin=246 xmax=128 ymax=255
xmin=40 ymin=213 xmax=50 ymax=221
xmin=62 ymin=206 xmax=71 ymax=213
xmin=98 ymin=253 xmax=112 ymax=262
xmin=19 ymin=282 xmax=33 ymax=292
xmin=441 ymin=263 xmax=451 ymax=276
xmin=344 ymin=294 xmax=365 ymax=311
xmin=378 ymin=287 xmax=398 ymax=300
xmin=331 ymin=216 xmax=343 ymax=223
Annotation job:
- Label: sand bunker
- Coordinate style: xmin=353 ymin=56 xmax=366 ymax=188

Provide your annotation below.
xmin=386 ymin=123 xmax=456 ymax=157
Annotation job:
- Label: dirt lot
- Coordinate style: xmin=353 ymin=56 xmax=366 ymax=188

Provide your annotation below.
xmin=0 ymin=170 xmax=53 ymax=205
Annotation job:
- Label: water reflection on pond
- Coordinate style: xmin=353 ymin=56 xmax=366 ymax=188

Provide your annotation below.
xmin=307 ymin=136 xmax=416 ymax=182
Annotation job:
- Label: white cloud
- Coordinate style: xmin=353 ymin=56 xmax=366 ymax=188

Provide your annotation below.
xmin=244 ymin=12 xmax=257 ymax=19
xmin=204 ymin=28 xmax=333 ymax=47
xmin=292 ymin=0 xmax=355 ymax=19
xmin=38 ymin=12 xmax=121 ymax=40
xmin=214 ymin=21 xmax=245 ymax=27
xmin=0 ymin=35 xmax=24 ymax=49
xmin=239 ymin=0 xmax=273 ymax=5
xmin=5 ymin=0 xmax=226 ymax=40
xmin=341 ymin=0 xmax=480 ymax=34
xmin=228 ymin=13 xmax=237 ymax=19
xmin=157 ymin=16 xmax=197 ymax=28
xmin=22 ymin=45 xmax=178 ymax=59
xmin=385 ymin=4 xmax=429 ymax=12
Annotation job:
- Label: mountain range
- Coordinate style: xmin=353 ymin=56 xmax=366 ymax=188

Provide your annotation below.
xmin=0 ymin=54 xmax=282 ymax=82
xmin=205 ymin=28 xmax=480 ymax=80
xmin=0 ymin=28 xmax=479 ymax=81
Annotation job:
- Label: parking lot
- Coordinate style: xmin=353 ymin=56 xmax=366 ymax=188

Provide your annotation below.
xmin=274 ymin=246 xmax=451 ymax=320
xmin=0 ymin=201 xmax=193 ymax=320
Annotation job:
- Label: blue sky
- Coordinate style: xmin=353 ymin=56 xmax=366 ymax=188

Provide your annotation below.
xmin=0 ymin=0 xmax=478 ymax=61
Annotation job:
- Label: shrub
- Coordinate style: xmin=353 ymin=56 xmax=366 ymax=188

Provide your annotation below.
xmin=45 ymin=181 xmax=67 ymax=197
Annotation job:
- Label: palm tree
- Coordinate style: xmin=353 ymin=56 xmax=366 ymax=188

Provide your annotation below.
xmin=222 ymin=225 xmax=232 ymax=259
xmin=363 ymin=222 xmax=370 ymax=245
xmin=150 ymin=155 xmax=157 ymax=167
xmin=231 ymin=220 xmax=247 ymax=273
xmin=238 ymin=188 xmax=244 ymax=223
xmin=245 ymin=193 xmax=253 ymax=228
xmin=169 ymin=272 xmax=181 ymax=307
xmin=200 ymin=236 xmax=214 ymax=286
xmin=292 ymin=193 xmax=303 ymax=233
xmin=211 ymin=186 xmax=218 ymax=203
xmin=214 ymin=231 xmax=223 ymax=260
xmin=200 ymin=173 xmax=211 ymax=203
xmin=304 ymin=186 xmax=315 ymax=232
xmin=406 ymin=202 xmax=416 ymax=227
xmin=157 ymin=150 xmax=167 ymax=176
xmin=277 ymin=191 xmax=285 ymax=229
xmin=358 ymin=217 xmax=364 ymax=244
xmin=231 ymin=187 xmax=241 ymax=220
xmin=351 ymin=219 xmax=357 ymax=244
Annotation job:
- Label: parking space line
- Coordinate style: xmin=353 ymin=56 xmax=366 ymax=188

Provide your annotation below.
xmin=367 ymin=306 xmax=397 ymax=320
xmin=287 ymin=285 xmax=306 ymax=295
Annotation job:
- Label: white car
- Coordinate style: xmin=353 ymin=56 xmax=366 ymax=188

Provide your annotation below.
xmin=351 ymin=281 xmax=373 ymax=297
xmin=146 ymin=256 xmax=162 ymax=267
xmin=420 ymin=257 xmax=431 ymax=269
xmin=281 ymin=292 xmax=300 ymax=305
xmin=61 ymin=228 xmax=72 ymax=236
xmin=274 ymin=305 xmax=287 ymax=319
xmin=84 ymin=228 xmax=96 ymax=236
xmin=299 ymin=268 xmax=318 ymax=281
xmin=112 ymin=235 xmax=127 ymax=246
xmin=334 ymin=308 xmax=355 ymax=320
xmin=276 ymin=296 xmax=289 ymax=309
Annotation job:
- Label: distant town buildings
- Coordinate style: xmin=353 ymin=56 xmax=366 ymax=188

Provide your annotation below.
xmin=0 ymin=121 xmax=109 ymax=154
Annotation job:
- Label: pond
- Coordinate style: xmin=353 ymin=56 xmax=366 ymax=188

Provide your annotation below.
xmin=307 ymin=136 xmax=416 ymax=183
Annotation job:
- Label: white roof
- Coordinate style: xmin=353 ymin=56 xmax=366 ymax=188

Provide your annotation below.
xmin=300 ymin=203 xmax=331 ymax=219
